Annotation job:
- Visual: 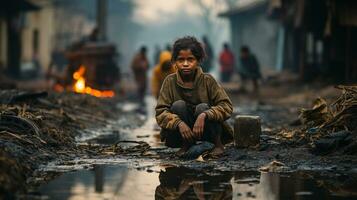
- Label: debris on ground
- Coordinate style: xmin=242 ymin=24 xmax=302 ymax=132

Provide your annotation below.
xmin=259 ymin=160 xmax=287 ymax=172
xmin=1 ymin=83 xmax=357 ymax=198
xmin=0 ymin=90 xmax=122 ymax=196
xmin=300 ymin=85 xmax=357 ymax=133
xmin=98 ymin=140 xmax=151 ymax=155
xmin=276 ymin=85 xmax=357 ymax=154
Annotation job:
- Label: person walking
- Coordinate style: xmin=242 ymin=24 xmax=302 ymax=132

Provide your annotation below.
xmin=238 ymin=46 xmax=262 ymax=93
xmin=219 ymin=43 xmax=235 ymax=83
xmin=151 ymin=50 xmax=176 ymax=98
xmin=131 ymin=46 xmax=150 ymax=103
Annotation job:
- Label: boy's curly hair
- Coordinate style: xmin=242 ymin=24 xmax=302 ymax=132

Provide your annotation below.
xmin=172 ymin=36 xmax=206 ymax=63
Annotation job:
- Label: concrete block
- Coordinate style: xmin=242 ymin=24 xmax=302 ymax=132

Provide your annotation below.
xmin=234 ymin=115 xmax=261 ymax=147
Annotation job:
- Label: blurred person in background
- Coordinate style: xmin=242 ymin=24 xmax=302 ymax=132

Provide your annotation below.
xmin=88 ymin=27 xmax=99 ymax=42
xmin=131 ymin=46 xmax=150 ymax=103
xmin=154 ymin=44 xmax=161 ymax=65
xmin=156 ymin=36 xmax=233 ymax=157
xmin=219 ymin=43 xmax=235 ymax=83
xmin=239 ymin=45 xmax=261 ymax=93
xmin=151 ymin=51 xmax=176 ymax=99
xmin=201 ymin=36 xmax=213 ymax=73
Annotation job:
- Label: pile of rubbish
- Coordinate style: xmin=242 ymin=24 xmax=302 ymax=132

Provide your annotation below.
xmin=279 ymin=85 xmax=357 ymax=155
xmin=0 ymin=90 xmax=119 ymax=196
xmin=300 ymin=85 xmax=357 ymax=134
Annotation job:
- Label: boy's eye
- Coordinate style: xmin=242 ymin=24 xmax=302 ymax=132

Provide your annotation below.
xmin=177 ymin=58 xmax=184 ymax=62
xmin=188 ymin=57 xmax=195 ymax=62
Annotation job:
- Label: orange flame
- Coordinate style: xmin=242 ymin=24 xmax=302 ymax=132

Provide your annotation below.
xmin=72 ymin=65 xmax=115 ymax=98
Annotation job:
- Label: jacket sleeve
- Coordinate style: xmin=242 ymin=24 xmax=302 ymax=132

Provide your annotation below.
xmin=204 ymin=76 xmax=233 ymax=121
xmin=155 ymin=77 xmax=182 ymax=130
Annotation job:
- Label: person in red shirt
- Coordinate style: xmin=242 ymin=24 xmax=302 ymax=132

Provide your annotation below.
xmin=219 ymin=43 xmax=235 ymax=83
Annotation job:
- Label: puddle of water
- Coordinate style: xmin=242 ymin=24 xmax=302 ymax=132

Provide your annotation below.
xmin=77 ymin=96 xmax=162 ymax=147
xmin=34 ymin=165 xmax=357 ymax=200
xmin=119 ymin=96 xmax=163 ymax=147
xmin=33 ymin=96 xmax=357 ymax=199
xmin=88 ymin=96 xmax=163 ymax=148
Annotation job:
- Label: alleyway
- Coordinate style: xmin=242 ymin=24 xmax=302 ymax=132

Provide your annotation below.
xmin=1 ymin=0 xmax=357 ymax=199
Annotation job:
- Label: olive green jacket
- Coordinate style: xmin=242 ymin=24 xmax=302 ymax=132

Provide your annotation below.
xmin=155 ymin=67 xmax=233 ymax=142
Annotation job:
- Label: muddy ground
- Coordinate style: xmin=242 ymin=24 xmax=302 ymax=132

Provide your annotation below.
xmin=0 ymin=91 xmax=143 ymax=198
xmin=0 ymin=78 xmax=356 ymax=199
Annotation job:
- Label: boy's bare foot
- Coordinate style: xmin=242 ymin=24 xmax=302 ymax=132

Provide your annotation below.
xmin=210 ymin=146 xmax=224 ymax=157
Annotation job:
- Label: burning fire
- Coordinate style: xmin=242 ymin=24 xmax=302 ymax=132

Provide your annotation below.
xmin=72 ymin=65 xmax=115 ymax=98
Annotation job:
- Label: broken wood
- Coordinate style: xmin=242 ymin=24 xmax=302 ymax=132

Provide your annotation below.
xmin=0 ymin=115 xmax=41 ymax=135
xmin=0 ymin=130 xmax=34 ymax=145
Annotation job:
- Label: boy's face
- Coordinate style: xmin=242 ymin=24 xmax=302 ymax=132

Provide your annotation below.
xmin=174 ymin=49 xmax=198 ymax=77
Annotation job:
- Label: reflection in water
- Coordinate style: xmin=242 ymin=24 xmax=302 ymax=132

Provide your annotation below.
xmin=38 ymin=165 xmax=130 ymax=200
xmin=233 ymin=171 xmax=357 ymax=200
xmin=116 ymin=96 xmax=163 ymax=147
xmin=94 ymin=165 xmax=104 ymax=193
xmin=37 ymin=165 xmax=357 ymax=200
xmin=156 ymin=167 xmax=233 ymax=200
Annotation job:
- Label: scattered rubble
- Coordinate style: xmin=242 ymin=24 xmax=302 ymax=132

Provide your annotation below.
xmin=259 ymin=160 xmax=287 ymax=172
xmin=1 ymin=84 xmax=356 ymax=197
xmin=276 ymin=85 xmax=357 ymax=154
xmin=0 ymin=90 xmax=123 ymax=197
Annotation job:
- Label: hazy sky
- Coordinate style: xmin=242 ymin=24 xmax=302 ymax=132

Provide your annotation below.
xmin=133 ymin=0 xmax=214 ymax=24
xmin=130 ymin=0 xmax=233 ymax=72
xmin=132 ymin=0 xmax=258 ymax=24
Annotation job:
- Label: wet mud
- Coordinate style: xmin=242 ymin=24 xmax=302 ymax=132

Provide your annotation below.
xmin=1 ymin=85 xmax=357 ymax=199
xmin=24 ymin=94 xmax=357 ymax=199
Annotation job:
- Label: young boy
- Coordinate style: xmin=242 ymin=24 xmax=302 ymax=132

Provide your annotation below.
xmin=155 ymin=36 xmax=233 ymax=156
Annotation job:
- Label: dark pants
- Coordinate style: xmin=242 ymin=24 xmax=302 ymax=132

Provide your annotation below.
xmin=221 ymin=71 xmax=232 ymax=83
xmin=160 ymin=100 xmax=222 ymax=148
xmin=134 ymin=72 xmax=147 ymax=102
xmin=239 ymin=73 xmax=259 ymax=92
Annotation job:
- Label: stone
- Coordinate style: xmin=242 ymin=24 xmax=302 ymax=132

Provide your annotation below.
xmin=234 ymin=115 xmax=261 ymax=148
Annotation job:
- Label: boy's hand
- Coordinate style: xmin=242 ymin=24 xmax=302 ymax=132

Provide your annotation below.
xmin=178 ymin=122 xmax=195 ymax=143
xmin=193 ymin=113 xmax=206 ymax=139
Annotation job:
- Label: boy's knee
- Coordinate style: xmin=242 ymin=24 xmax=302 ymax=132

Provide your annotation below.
xmin=195 ymin=103 xmax=209 ymax=116
xmin=171 ymin=100 xmax=187 ymax=114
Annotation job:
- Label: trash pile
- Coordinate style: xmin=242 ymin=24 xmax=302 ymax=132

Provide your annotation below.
xmin=279 ymin=85 xmax=357 ymax=155
xmin=0 ymin=90 xmax=119 ymax=196
xmin=300 ymin=85 xmax=357 ymax=133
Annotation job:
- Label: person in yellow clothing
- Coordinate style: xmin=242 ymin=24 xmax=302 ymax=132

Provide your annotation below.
xmin=151 ymin=51 xmax=176 ymax=98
